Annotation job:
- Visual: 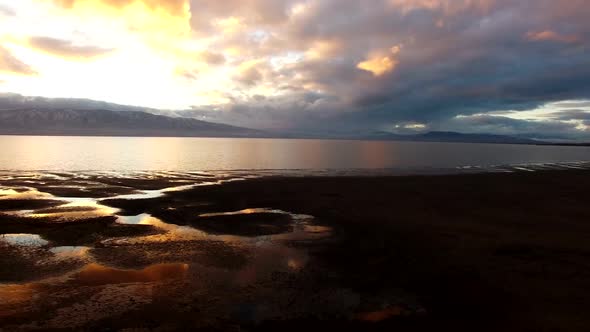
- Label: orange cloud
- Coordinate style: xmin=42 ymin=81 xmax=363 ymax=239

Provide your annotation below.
xmin=28 ymin=37 xmax=113 ymax=59
xmin=49 ymin=0 xmax=193 ymax=56
xmin=526 ymin=30 xmax=580 ymax=44
xmin=52 ymin=0 xmax=187 ymax=15
xmin=358 ymin=56 xmax=397 ymax=76
xmin=305 ymin=39 xmax=343 ymax=60
xmin=199 ymin=51 xmax=225 ymax=65
xmin=357 ymin=46 xmax=401 ymax=76
xmin=0 ymin=47 xmax=37 ymax=75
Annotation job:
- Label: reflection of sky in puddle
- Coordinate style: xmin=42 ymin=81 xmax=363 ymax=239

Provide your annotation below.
xmin=0 ymin=262 xmax=188 ymax=315
xmin=0 ymin=188 xmax=20 ymax=196
xmin=106 ymin=190 xmax=168 ymax=200
xmin=50 ymin=246 xmax=91 ymax=258
xmin=199 ymin=208 xmax=284 ymax=217
xmin=73 ymin=263 xmax=189 ymax=286
xmin=0 ymin=283 xmax=37 ymax=312
xmin=114 ymin=210 xmax=331 ymax=246
xmin=114 ymin=214 xmax=209 ymax=242
xmin=26 ymin=199 xmax=120 ymax=219
xmin=112 ymin=210 xmax=331 ymax=274
xmin=0 ymin=234 xmax=49 ymax=247
xmin=98 ymin=180 xmax=237 ymax=201
xmin=116 ymin=213 xmax=151 ymax=224
xmin=0 ymin=188 xmax=54 ymax=200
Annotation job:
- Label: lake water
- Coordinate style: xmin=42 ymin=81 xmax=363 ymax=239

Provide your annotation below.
xmin=0 ymin=135 xmax=589 ymax=172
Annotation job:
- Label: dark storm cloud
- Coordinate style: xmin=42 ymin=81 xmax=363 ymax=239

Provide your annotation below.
xmin=187 ymin=91 xmax=342 ymax=130
xmin=553 ymin=110 xmax=590 ymax=121
xmin=185 ymin=0 xmax=590 ymax=137
xmin=439 ymin=114 xmax=586 ymax=139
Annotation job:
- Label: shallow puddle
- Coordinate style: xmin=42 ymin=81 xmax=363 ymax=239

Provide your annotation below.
xmin=113 ymin=209 xmax=331 ymax=245
xmin=198 ymin=208 xmax=284 ymax=217
xmin=73 ymin=263 xmax=189 ymax=285
xmin=0 ymin=188 xmax=53 ymax=201
xmin=0 ymin=234 xmax=49 ymax=247
xmin=27 ymin=199 xmax=119 ymax=219
xmin=50 ymin=246 xmax=91 ymax=259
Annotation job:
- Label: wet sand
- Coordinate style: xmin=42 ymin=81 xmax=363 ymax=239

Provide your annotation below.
xmin=1 ymin=169 xmax=590 ymax=331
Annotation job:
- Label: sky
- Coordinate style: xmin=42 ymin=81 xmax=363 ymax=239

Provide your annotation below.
xmin=0 ymin=0 xmax=589 ymax=139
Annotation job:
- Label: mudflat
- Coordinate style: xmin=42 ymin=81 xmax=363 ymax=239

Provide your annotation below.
xmin=1 ymin=169 xmax=590 ymax=331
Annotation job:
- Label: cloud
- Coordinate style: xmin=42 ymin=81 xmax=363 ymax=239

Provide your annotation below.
xmin=552 ymin=109 xmax=590 ymax=121
xmin=439 ymin=114 xmax=588 ymax=139
xmin=0 ymin=4 xmax=15 ymax=16
xmin=199 ymin=51 xmax=225 ymax=65
xmin=526 ymin=30 xmax=580 ymax=44
xmin=0 ymin=47 xmax=37 ymax=75
xmin=357 ymin=46 xmax=401 ymax=76
xmin=180 ymin=0 xmax=590 ymax=136
xmin=185 ymin=91 xmax=343 ymax=130
xmin=234 ymin=66 xmax=263 ymax=86
xmin=3 ymin=0 xmax=590 ymax=138
xmin=189 ymin=0 xmax=296 ymax=34
xmin=52 ymin=0 xmax=187 ymax=15
xmin=28 ymin=36 xmax=114 ymax=59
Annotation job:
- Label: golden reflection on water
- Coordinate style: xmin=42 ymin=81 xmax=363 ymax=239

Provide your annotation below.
xmin=50 ymin=246 xmax=91 ymax=258
xmin=0 ymin=188 xmax=53 ymax=200
xmin=0 ymin=263 xmax=189 ymax=314
xmin=356 ymin=306 xmax=405 ymax=322
xmin=28 ymin=200 xmax=119 ymax=219
xmin=0 ymin=284 xmax=37 ymax=317
xmin=0 ymin=188 xmax=19 ymax=196
xmin=74 ymin=263 xmax=189 ymax=285
xmin=198 ymin=208 xmax=278 ymax=217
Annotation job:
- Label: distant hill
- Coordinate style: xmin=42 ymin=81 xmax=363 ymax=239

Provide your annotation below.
xmin=0 ymin=93 xmax=161 ymax=114
xmin=0 ymin=108 xmax=264 ymax=137
xmin=362 ymin=131 xmax=542 ymax=145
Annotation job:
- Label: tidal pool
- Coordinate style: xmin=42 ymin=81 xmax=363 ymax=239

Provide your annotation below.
xmin=0 ymin=234 xmax=49 ymax=247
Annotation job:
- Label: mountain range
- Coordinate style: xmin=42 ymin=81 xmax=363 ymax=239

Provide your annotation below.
xmin=0 ymin=108 xmax=263 ymax=137
xmin=361 ymin=131 xmax=540 ymax=144
xmin=0 ymin=93 xmax=579 ymax=145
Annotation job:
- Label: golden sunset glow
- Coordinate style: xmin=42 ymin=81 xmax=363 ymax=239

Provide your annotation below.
xmin=357 ymin=46 xmax=401 ymax=76
xmin=0 ymin=0 xmax=287 ymax=108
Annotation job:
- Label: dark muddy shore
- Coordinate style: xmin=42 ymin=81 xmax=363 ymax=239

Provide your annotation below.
xmin=1 ymin=169 xmax=590 ymax=331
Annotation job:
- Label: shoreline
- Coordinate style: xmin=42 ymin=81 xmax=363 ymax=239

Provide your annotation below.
xmin=0 ymin=133 xmax=589 ymax=146
xmin=0 ymin=159 xmax=589 ymax=177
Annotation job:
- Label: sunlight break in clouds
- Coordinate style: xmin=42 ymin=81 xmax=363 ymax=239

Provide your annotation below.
xmin=0 ymin=0 xmax=589 ymax=137
xmin=357 ymin=45 xmax=401 ymax=76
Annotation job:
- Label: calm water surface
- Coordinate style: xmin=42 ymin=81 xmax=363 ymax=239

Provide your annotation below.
xmin=0 ymin=135 xmax=589 ymax=171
